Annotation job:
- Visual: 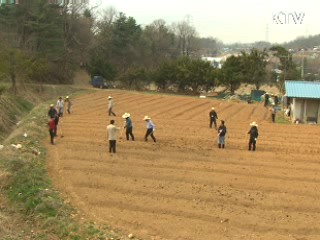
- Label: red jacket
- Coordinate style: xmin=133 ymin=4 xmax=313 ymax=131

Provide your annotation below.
xmin=48 ymin=119 xmax=56 ymax=131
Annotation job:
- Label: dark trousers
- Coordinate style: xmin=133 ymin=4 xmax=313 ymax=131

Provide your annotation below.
xmin=272 ymin=113 xmax=275 ymax=123
xmin=145 ymin=128 xmax=156 ymax=142
xmin=210 ymin=118 xmax=217 ymax=129
xmin=49 ymin=130 xmax=55 ymax=144
xmin=126 ymin=127 xmax=135 ymax=141
xmin=108 ymin=108 xmax=116 ymax=116
xmin=248 ymin=138 xmax=257 ymax=151
xmin=58 ymin=109 xmax=63 ymax=117
xmin=109 ymin=140 xmax=116 ymax=153
xmin=54 ymin=117 xmax=59 ymax=136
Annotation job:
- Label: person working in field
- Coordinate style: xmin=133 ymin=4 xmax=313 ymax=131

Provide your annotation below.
xmin=56 ymin=96 xmax=64 ymax=117
xmin=143 ymin=116 xmax=156 ymax=142
xmin=263 ymin=93 xmax=269 ymax=107
xmin=65 ymin=96 xmax=72 ymax=114
xmin=48 ymin=104 xmax=59 ymax=136
xmin=248 ymin=121 xmax=259 ymax=151
xmin=122 ymin=113 xmax=135 ymax=141
xmin=217 ymin=120 xmax=227 ymax=149
xmin=108 ymin=96 xmax=116 ymax=116
xmin=48 ymin=103 xmax=58 ymax=118
xmin=271 ymin=105 xmax=277 ymax=123
xmin=48 ymin=117 xmax=56 ymax=145
xmin=107 ymin=120 xmax=120 ymax=153
xmin=209 ymin=107 xmax=218 ymax=129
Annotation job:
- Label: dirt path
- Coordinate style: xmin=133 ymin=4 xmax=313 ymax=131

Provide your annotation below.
xmin=47 ymin=90 xmax=320 ymax=240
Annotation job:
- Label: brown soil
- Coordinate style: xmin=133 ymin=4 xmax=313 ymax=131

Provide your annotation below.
xmin=47 ymin=90 xmax=320 ymax=240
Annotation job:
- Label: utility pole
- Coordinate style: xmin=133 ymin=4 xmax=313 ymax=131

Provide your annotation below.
xmin=277 ymin=54 xmax=290 ymax=94
xmin=301 ymin=57 xmax=304 ymax=79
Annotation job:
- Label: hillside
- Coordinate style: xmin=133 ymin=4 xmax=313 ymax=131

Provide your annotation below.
xmin=0 ymin=83 xmax=122 ymax=240
xmin=283 ymin=34 xmax=320 ymax=49
xmin=0 ymin=80 xmax=92 ymax=141
xmin=0 ymin=93 xmax=33 ymax=141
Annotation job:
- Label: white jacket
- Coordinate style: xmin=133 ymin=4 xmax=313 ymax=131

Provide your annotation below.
xmin=107 ymin=124 xmax=119 ymax=140
xmin=108 ymin=99 xmax=114 ymax=109
xmin=56 ymin=99 xmax=64 ymax=109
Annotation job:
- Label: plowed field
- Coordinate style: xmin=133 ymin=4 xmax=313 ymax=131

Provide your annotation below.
xmin=47 ymin=90 xmax=320 ymax=240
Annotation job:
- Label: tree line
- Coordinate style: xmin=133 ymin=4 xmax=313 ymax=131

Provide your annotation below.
xmin=0 ymin=1 xmax=93 ymax=93
xmin=0 ymin=2 xmax=300 ymax=95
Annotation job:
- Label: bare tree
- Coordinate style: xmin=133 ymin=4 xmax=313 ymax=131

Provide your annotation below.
xmin=101 ymin=6 xmax=118 ymax=25
xmin=143 ymin=19 xmax=176 ymax=67
xmin=173 ymin=16 xmax=198 ymax=57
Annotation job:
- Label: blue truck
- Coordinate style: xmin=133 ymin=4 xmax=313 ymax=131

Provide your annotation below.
xmin=91 ymin=76 xmax=111 ymax=89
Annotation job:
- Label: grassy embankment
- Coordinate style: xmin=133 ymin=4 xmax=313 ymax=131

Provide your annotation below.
xmin=0 ymin=85 xmax=134 ymax=240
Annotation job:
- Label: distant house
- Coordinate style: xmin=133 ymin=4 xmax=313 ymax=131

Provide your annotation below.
xmin=285 ymin=80 xmax=320 ymax=124
xmin=201 ymin=57 xmax=223 ymax=69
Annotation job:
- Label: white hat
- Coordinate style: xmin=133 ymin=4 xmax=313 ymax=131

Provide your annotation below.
xmin=50 ymin=104 xmax=54 ymax=107
xmin=122 ymin=113 xmax=131 ymax=118
xmin=250 ymin=121 xmax=258 ymax=126
xmin=211 ymin=107 xmax=215 ymax=110
xmin=66 ymin=96 xmax=69 ymax=99
xmin=143 ymin=116 xmax=151 ymax=120
xmin=108 ymin=96 xmax=112 ymax=99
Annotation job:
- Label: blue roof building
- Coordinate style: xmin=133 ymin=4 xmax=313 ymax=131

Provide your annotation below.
xmin=285 ymin=81 xmax=320 ymax=99
xmin=0 ymin=0 xmax=16 ymax=4
xmin=285 ymin=81 xmax=320 ymax=124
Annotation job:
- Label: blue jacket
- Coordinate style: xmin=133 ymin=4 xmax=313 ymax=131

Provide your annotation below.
xmin=125 ymin=117 xmax=133 ymax=128
xmin=146 ymin=120 xmax=155 ymax=130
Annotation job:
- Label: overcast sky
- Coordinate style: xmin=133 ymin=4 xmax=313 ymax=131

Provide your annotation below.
xmin=93 ymin=0 xmax=319 ymax=44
